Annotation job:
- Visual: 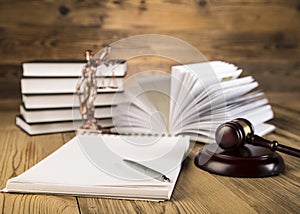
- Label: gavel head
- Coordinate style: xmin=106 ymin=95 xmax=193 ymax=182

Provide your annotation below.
xmin=215 ymin=118 xmax=254 ymax=151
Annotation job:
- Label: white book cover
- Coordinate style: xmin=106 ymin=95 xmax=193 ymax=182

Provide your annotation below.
xmin=20 ymin=105 xmax=114 ymax=123
xmin=22 ymin=60 xmax=127 ymax=77
xmin=21 ymin=77 xmax=124 ymax=94
xmin=16 ymin=116 xmax=113 ymax=135
xmin=3 ymin=134 xmax=190 ymax=201
xmin=22 ymin=92 xmax=124 ymax=109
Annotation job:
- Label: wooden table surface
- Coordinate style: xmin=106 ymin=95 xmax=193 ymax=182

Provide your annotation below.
xmin=0 ymin=0 xmax=299 ymax=213
xmin=0 ymin=92 xmax=299 ymax=213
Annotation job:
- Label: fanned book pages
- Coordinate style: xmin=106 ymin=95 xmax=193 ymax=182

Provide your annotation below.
xmin=112 ymin=61 xmax=275 ymax=143
xmin=3 ymin=134 xmax=190 ymax=201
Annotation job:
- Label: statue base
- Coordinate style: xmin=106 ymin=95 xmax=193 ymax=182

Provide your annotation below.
xmin=76 ymin=128 xmax=103 ymax=135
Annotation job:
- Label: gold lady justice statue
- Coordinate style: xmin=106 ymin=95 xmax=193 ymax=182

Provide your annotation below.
xmin=76 ymin=46 xmax=111 ymax=133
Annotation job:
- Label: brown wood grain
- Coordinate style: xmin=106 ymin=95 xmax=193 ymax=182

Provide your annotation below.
xmin=0 ymin=0 xmax=299 ymax=213
xmin=212 ymin=126 xmax=300 ymax=213
xmin=0 ymin=111 xmax=79 ymax=214
xmin=0 ymin=0 xmax=299 ymax=93
xmin=0 ymin=93 xmax=299 ymax=213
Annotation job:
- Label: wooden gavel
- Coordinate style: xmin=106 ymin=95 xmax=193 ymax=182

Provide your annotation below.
xmin=215 ymin=118 xmax=300 ymax=158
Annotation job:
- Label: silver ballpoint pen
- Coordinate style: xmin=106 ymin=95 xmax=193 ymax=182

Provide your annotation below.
xmin=123 ymin=159 xmax=171 ymax=183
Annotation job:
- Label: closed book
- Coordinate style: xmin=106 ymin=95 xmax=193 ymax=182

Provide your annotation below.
xmin=22 ymin=60 xmax=127 ymax=77
xmin=22 ymin=92 xmax=124 ymax=109
xmin=16 ymin=116 xmax=113 ymax=135
xmin=20 ymin=105 xmax=114 ymax=123
xmin=21 ymin=77 xmax=124 ymax=94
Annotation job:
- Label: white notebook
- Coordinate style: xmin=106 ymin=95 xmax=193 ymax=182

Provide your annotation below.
xmin=3 ymin=134 xmax=190 ymax=201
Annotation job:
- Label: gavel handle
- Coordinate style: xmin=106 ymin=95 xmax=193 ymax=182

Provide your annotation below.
xmin=274 ymin=143 xmax=300 ymax=158
xmin=250 ymin=135 xmax=300 ymax=158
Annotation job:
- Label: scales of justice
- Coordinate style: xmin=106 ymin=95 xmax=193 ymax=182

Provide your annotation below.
xmin=76 ymin=46 xmax=119 ymax=134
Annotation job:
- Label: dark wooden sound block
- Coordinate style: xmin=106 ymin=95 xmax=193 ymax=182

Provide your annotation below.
xmin=194 ymin=143 xmax=285 ymax=177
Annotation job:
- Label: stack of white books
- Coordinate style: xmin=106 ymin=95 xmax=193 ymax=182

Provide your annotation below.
xmin=17 ymin=60 xmax=127 ymax=135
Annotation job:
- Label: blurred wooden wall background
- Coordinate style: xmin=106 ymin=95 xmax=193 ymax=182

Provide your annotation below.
xmin=0 ymin=0 xmax=299 ymax=109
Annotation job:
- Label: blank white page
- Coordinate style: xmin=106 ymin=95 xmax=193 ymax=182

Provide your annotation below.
xmin=6 ymin=134 xmax=190 ymax=187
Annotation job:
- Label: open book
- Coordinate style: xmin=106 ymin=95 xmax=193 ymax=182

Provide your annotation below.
xmin=3 ymin=134 xmax=190 ymax=201
xmin=112 ymin=61 xmax=275 ymax=142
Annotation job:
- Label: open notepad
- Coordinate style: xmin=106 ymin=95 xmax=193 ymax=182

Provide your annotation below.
xmin=3 ymin=134 xmax=190 ymax=201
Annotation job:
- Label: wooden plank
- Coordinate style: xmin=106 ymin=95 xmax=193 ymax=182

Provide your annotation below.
xmin=0 ymin=193 xmax=79 ymax=214
xmin=0 ymin=0 xmax=299 ymax=97
xmin=0 ymin=27 xmax=299 ymax=63
xmin=267 ymin=92 xmax=300 ymax=110
xmin=0 ymin=93 xmax=299 ymax=213
xmin=213 ymin=173 xmax=300 ymax=213
xmin=0 ymin=65 xmax=21 ymax=110
xmin=213 ymin=128 xmax=300 ymax=213
xmin=168 ymin=152 xmax=257 ymax=213
xmin=0 ymin=111 xmax=79 ymax=214
xmin=0 ymin=0 xmax=299 ymax=64
xmin=271 ymin=106 xmax=300 ymax=136
xmin=77 ymin=197 xmax=180 ymax=214
xmin=77 ymin=145 xmax=257 ymax=213
xmin=233 ymin=61 xmax=300 ymax=92
xmin=266 ymin=92 xmax=300 ymax=136
xmin=0 ymin=98 xmax=20 ymax=111
xmin=0 ymin=0 xmax=299 ymax=32
xmin=62 ymin=132 xmax=76 ymax=143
